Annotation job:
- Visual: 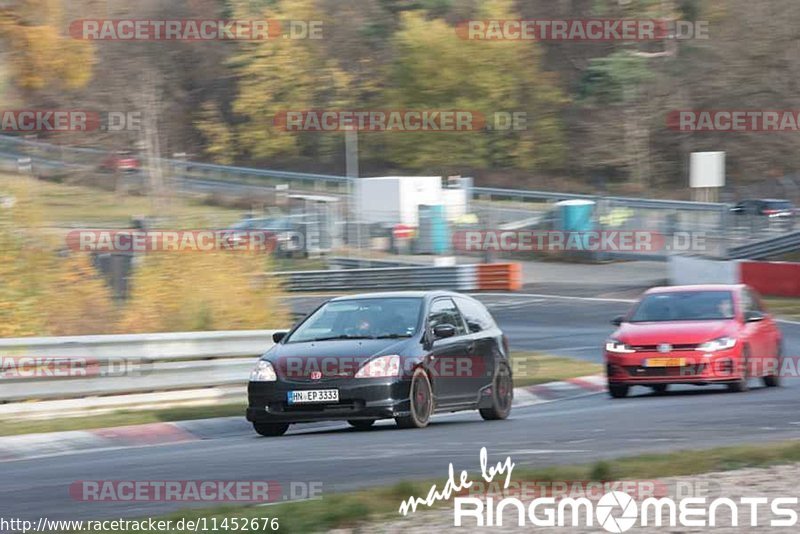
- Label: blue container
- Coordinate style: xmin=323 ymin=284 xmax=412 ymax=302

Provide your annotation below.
xmin=418 ymin=204 xmax=450 ymax=255
xmin=556 ymin=200 xmax=595 ymax=251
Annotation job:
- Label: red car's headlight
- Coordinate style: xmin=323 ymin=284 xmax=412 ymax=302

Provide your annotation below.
xmin=605 ymin=339 xmax=635 ymax=353
xmin=695 ymin=337 xmax=736 ymax=352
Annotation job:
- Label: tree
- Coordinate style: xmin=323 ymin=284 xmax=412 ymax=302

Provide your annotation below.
xmin=377 ymin=0 xmax=567 ymax=173
xmin=198 ymin=0 xmax=352 ymax=163
xmin=0 ymin=0 xmax=93 ymax=91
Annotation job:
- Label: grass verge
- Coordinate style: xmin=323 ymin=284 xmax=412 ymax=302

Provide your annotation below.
xmin=764 ymin=297 xmax=800 ymax=320
xmin=80 ymin=440 xmax=800 ymax=533
xmin=1 ymin=172 xmax=242 ymax=227
xmin=511 ymin=351 xmax=602 ymax=387
xmin=0 ymin=403 xmax=246 ymax=437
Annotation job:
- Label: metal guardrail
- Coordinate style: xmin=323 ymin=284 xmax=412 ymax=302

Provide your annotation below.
xmin=327 ymin=256 xmax=426 ymax=269
xmin=471 ymin=186 xmax=728 ymax=212
xmin=272 ymin=265 xmax=477 ymax=292
xmin=727 ymin=230 xmax=800 ymax=259
xmin=0 ymin=134 xmax=728 ymax=211
xmin=0 ymin=330 xmax=278 ymax=402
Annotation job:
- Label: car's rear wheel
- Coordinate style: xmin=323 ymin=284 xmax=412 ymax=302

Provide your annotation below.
xmin=480 ymin=362 xmax=513 ymax=421
xmin=253 ymin=422 xmax=290 ymax=437
xmin=395 ymin=368 xmax=433 ymax=429
xmin=609 ymin=384 xmax=629 ymax=398
xmin=651 ymin=384 xmax=668 ymax=395
xmin=347 ymin=419 xmax=376 ymax=430
xmin=763 ymin=343 xmax=783 ymax=387
xmin=728 ymin=348 xmax=750 ymax=393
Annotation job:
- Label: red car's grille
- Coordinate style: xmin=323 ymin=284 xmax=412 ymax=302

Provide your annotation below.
xmin=624 ymin=364 xmax=707 ymax=377
xmin=630 ymin=343 xmax=699 ymax=352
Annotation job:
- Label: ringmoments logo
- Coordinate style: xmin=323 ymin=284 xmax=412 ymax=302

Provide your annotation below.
xmin=397 ymin=448 xmax=800 ymax=531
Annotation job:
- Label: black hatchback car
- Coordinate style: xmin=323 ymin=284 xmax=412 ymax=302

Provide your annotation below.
xmin=246 ymin=291 xmax=513 ymax=436
xmin=730 ymin=199 xmax=795 ymax=229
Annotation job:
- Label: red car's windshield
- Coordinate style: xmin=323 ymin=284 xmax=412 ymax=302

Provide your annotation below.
xmin=629 ymin=291 xmax=735 ymax=322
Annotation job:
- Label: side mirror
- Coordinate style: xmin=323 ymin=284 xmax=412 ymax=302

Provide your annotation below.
xmin=432 ymin=323 xmax=456 ymax=339
xmin=272 ymin=331 xmax=288 ymax=343
xmin=611 ymin=315 xmax=625 ymax=326
xmin=745 ymin=311 xmax=765 ymax=323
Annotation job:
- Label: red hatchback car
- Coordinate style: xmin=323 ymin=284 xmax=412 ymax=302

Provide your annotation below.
xmin=605 ymin=285 xmax=782 ymax=398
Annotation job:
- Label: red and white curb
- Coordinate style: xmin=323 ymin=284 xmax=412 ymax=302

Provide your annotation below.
xmin=0 ymin=422 xmax=198 ymax=462
xmin=0 ymin=376 xmax=607 ymax=462
xmin=513 ymin=375 xmax=607 ymax=407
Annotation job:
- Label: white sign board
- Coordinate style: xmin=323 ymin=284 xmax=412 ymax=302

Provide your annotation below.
xmin=690 ymin=152 xmax=725 ymax=188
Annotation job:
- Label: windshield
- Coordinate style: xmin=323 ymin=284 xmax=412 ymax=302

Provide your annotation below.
xmin=629 ymin=291 xmax=735 ymax=322
xmin=286 ymin=297 xmax=423 ymax=343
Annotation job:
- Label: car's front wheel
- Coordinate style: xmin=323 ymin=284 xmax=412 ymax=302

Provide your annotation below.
xmin=728 ymin=348 xmax=750 ymax=393
xmin=480 ymin=362 xmax=513 ymax=421
xmin=395 ymin=368 xmax=433 ymax=429
xmin=609 ymin=384 xmax=629 ymax=398
xmin=253 ymin=422 xmax=290 ymax=437
xmin=763 ymin=343 xmax=783 ymax=387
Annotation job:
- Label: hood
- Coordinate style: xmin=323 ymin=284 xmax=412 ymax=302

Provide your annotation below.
xmin=613 ymin=320 xmax=737 ymax=346
xmin=262 ymin=338 xmax=415 ymax=379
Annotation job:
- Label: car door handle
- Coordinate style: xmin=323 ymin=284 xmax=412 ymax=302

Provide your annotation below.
xmin=466 ymin=342 xmax=476 ymax=354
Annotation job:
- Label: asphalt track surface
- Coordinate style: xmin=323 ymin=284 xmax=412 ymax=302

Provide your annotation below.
xmin=2 ymin=294 xmax=800 ymax=522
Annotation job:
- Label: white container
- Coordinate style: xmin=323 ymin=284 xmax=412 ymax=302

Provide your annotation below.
xmin=355 ymin=176 xmax=442 ymax=225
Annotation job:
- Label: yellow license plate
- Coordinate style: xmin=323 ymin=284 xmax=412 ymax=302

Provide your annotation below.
xmin=645 ymin=358 xmax=685 ymax=368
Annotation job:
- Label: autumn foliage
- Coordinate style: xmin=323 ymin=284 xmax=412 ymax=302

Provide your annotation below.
xmin=0 ymin=179 xmax=289 ymax=337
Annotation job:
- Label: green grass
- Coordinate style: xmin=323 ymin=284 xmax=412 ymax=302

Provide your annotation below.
xmin=0 ymin=402 xmax=246 ymax=437
xmin=511 ymin=351 xmax=602 ymax=387
xmin=74 ymin=440 xmax=800 ymax=533
xmin=1 ymin=173 xmax=243 ymax=227
xmin=764 ymin=297 xmax=800 ymax=320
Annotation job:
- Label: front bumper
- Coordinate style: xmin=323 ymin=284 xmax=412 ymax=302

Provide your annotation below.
xmin=606 ymin=348 xmax=742 ymax=386
xmin=246 ymin=378 xmax=411 ymax=423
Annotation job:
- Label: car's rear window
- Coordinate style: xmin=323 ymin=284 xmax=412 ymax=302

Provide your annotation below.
xmin=629 ymin=291 xmax=735 ymax=322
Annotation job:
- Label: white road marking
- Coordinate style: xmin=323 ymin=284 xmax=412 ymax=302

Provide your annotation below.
xmin=472 ymin=293 xmax=637 ymax=303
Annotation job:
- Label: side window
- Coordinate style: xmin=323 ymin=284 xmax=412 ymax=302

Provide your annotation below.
xmin=428 ymin=298 xmax=467 ymax=336
xmin=739 ymin=290 xmax=752 ymax=315
xmin=456 ymin=297 xmax=496 ymax=333
xmin=747 ymin=289 xmax=765 ymax=312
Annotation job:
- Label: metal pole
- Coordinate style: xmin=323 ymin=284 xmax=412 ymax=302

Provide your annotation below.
xmin=345 ymin=128 xmax=361 ymax=260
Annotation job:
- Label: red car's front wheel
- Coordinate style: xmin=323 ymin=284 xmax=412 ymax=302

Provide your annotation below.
xmin=727 ymin=347 xmax=750 ymax=393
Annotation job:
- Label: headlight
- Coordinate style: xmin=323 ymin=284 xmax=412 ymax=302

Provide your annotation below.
xmin=355 ymin=355 xmax=401 ymax=378
xmin=695 ymin=337 xmax=736 ymax=352
xmin=605 ymin=339 xmax=635 ymax=353
xmin=250 ymin=360 xmax=277 ymax=382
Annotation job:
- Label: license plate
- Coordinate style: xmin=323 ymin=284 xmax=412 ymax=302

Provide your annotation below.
xmin=287 ymin=389 xmax=339 ymax=404
xmin=645 ymin=358 xmax=686 ymax=368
